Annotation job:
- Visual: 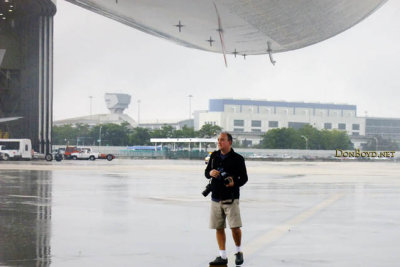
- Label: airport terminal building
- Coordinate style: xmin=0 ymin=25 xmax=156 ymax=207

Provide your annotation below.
xmin=195 ymin=99 xmax=399 ymax=146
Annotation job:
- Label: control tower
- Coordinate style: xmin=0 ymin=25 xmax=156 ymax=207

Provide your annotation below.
xmin=54 ymin=93 xmax=136 ymax=128
xmin=105 ymin=93 xmax=131 ymax=114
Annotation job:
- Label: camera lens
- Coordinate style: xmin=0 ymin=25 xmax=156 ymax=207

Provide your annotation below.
xmin=224 ymin=177 xmax=231 ymax=185
xmin=202 ymin=183 xmax=212 ymax=197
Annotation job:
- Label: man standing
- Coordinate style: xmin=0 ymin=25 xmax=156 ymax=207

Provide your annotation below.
xmin=205 ymin=132 xmax=248 ymax=265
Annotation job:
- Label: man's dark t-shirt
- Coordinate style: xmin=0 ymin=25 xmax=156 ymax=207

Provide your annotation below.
xmin=204 ymin=148 xmax=248 ymax=201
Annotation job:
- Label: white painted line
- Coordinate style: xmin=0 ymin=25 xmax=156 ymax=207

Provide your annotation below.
xmin=229 ymin=193 xmax=344 ymax=263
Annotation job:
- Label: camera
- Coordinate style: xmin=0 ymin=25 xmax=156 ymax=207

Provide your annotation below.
xmin=202 ymin=168 xmax=233 ymax=197
xmin=202 ymin=182 xmax=212 ymax=197
xmin=218 ymin=168 xmax=233 ymax=185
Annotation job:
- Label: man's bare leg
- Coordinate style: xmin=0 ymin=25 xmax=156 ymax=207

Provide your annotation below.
xmin=231 ymin=227 xmax=241 ymax=246
xmin=216 ymin=228 xmax=226 ymax=250
xmin=231 ymin=227 xmax=244 ymax=264
xmin=209 ymin=228 xmax=228 ymax=265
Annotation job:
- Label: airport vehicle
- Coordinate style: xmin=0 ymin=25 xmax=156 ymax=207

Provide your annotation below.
xmin=64 ymin=146 xmax=80 ymax=159
xmin=0 ymin=139 xmax=32 ymax=160
xmin=98 ymin=153 xmax=115 ymax=161
xmin=205 ymin=152 xmax=212 ymax=165
xmin=71 ymin=147 xmax=99 ymax=160
xmin=63 ymin=146 xmax=115 ymax=161
xmin=44 ymin=149 xmax=64 ymax=162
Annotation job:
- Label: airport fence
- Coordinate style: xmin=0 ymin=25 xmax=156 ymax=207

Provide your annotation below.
xmin=118 ymin=149 xmax=208 ymax=159
xmin=53 ymin=145 xmax=400 ymax=161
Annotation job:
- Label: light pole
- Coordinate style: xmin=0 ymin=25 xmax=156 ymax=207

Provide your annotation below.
xmin=98 ymin=125 xmax=102 ymax=149
xmin=137 ymin=99 xmax=141 ymax=125
xmin=301 ymin=135 xmax=308 ymax=150
xmin=188 ymin=94 xmax=193 ymax=120
xmin=373 ymin=136 xmax=378 ymax=151
xmin=89 ymin=96 xmax=93 ymax=117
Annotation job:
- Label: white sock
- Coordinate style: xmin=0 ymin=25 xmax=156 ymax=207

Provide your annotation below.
xmin=236 ymin=246 xmax=242 ymax=253
xmin=219 ymin=250 xmax=227 ymax=259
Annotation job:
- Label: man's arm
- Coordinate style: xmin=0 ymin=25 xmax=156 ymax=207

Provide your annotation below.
xmin=205 ymin=152 xmax=221 ymax=179
xmin=205 ymin=152 xmax=214 ymax=179
xmin=234 ymin=156 xmax=248 ymax=187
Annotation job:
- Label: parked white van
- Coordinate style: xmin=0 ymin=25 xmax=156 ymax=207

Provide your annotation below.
xmin=0 ymin=139 xmax=32 ymax=160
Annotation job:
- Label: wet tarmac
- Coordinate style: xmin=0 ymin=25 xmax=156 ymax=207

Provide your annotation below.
xmin=1 ymin=159 xmax=400 ymax=266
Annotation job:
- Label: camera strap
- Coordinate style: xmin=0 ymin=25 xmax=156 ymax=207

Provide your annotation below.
xmin=221 ymin=198 xmax=234 ymax=205
xmin=221 ymin=191 xmax=235 ymax=205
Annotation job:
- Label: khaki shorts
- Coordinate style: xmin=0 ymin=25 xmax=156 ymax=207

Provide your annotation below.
xmin=209 ymin=199 xmax=242 ymax=229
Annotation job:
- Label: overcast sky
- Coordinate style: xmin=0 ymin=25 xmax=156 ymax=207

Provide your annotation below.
xmin=54 ymin=0 xmax=400 ymax=123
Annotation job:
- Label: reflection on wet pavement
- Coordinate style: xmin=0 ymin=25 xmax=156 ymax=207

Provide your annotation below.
xmin=0 ymin=170 xmax=52 ymax=266
xmin=1 ymin=160 xmax=400 ymax=266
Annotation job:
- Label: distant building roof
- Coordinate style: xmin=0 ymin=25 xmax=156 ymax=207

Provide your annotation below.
xmin=209 ymin=99 xmax=357 ymax=112
xmin=54 ymin=113 xmax=137 ymax=127
xmin=150 ymin=138 xmax=216 ymax=143
xmin=138 ymin=119 xmax=194 ymax=130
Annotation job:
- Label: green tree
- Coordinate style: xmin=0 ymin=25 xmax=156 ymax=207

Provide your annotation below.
xmin=52 ymin=124 xmax=77 ymax=145
xmin=260 ymin=125 xmax=353 ymax=150
xmin=52 ymin=124 xmax=92 ymax=145
xmin=319 ymin=129 xmax=353 ymax=150
xmin=297 ymin=125 xmax=321 ymax=149
xmin=90 ymin=123 xmax=131 ymax=146
xmin=151 ymin=125 xmax=175 ymax=138
xmin=75 ymin=123 xmax=93 ymax=145
xmin=174 ymin=125 xmax=197 ymax=138
xmin=198 ymin=124 xmax=222 ymax=138
xmin=260 ymin=127 xmax=303 ymax=149
xmin=128 ymin=127 xmax=151 ymax=145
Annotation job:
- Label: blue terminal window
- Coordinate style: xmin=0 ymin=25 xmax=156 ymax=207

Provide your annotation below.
xmin=251 ymin=120 xmax=261 ymax=127
xmin=269 ymin=121 xmax=278 ymax=127
xmin=352 ymin=124 xmax=360 ymax=130
xmin=234 ymin=120 xmax=244 ymax=127
xmin=324 ymin=123 xmax=332 ymax=129
xmin=338 ymin=123 xmax=346 ymax=130
xmin=288 ymin=122 xmax=308 ymax=129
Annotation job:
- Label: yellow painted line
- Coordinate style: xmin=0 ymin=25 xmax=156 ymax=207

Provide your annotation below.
xmin=229 ymin=193 xmax=344 ymax=262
